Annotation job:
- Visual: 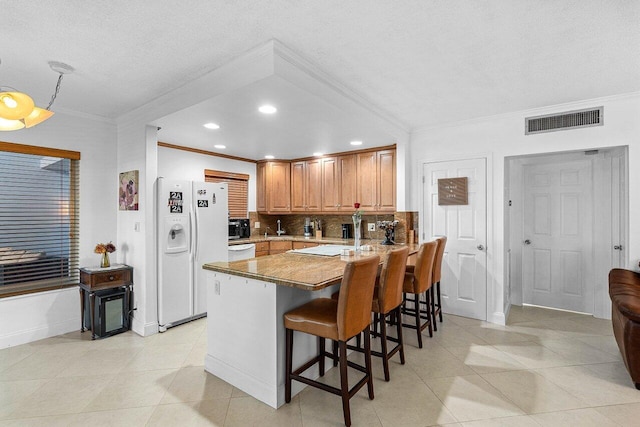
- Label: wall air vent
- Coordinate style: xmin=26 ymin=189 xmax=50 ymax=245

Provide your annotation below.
xmin=525 ymin=106 xmax=603 ymax=135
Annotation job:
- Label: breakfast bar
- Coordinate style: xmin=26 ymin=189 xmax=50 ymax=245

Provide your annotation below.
xmin=202 ymin=242 xmax=417 ymax=408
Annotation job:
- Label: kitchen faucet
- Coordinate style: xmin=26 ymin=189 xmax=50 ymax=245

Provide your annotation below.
xmin=276 ymin=219 xmax=285 ymax=236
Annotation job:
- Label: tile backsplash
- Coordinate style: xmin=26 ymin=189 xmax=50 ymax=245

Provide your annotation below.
xmin=248 ymin=211 xmax=418 ymax=244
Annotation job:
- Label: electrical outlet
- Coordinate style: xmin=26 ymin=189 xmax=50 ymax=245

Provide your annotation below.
xmin=368 ymin=223 xmax=376 ymax=231
xmin=254 ymin=221 xmax=261 ymax=229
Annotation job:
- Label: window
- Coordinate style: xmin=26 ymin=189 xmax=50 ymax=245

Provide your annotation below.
xmin=204 ymin=169 xmax=249 ymax=218
xmin=0 ymin=141 xmax=80 ymax=297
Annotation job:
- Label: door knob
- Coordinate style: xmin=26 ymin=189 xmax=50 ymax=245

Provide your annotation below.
xmin=477 ymin=244 xmax=485 ymax=251
xmin=524 ymin=239 xmax=531 ymax=245
xmin=614 ymin=245 xmax=623 ymax=250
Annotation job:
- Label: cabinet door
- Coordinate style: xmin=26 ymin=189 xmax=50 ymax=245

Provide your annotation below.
xmin=377 ymin=150 xmax=396 ymax=211
xmin=356 ymin=152 xmax=377 ymax=211
xmin=338 ymin=154 xmax=357 ymax=211
xmin=305 ymin=159 xmax=322 ymax=212
xmin=322 ymin=157 xmax=339 ymax=211
xmin=256 ymin=162 xmax=267 ymax=212
xmin=290 ymin=161 xmax=306 ymax=212
xmin=268 ymin=162 xmax=291 ymax=212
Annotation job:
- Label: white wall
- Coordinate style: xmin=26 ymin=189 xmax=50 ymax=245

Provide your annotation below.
xmin=157 ymin=146 xmax=257 ymax=212
xmin=0 ymin=111 xmax=117 ymax=348
xmin=410 ymin=92 xmax=640 ymax=324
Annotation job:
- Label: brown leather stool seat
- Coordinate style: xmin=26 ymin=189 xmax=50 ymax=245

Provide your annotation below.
xmin=401 ymin=241 xmax=438 ymax=348
xmin=431 ymin=236 xmax=447 ymax=330
xmin=284 ymin=255 xmax=380 ymax=427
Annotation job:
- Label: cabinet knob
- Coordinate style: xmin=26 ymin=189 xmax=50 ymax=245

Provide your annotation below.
xmin=109 ymin=275 xmax=115 ymax=281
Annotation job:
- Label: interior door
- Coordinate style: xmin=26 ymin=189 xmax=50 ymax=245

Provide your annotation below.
xmin=423 ymin=158 xmax=487 ymax=320
xmin=522 ymin=160 xmax=593 ymax=312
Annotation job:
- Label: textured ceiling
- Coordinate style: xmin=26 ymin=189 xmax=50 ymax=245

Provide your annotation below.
xmin=1 ymin=1 xmax=639 ymax=153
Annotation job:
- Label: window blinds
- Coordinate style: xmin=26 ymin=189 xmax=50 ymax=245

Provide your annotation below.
xmin=204 ymin=169 xmax=249 ymax=218
xmin=0 ymin=142 xmax=80 ymax=297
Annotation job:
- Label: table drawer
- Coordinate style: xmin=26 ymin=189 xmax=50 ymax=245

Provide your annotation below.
xmin=80 ymin=268 xmax=132 ymax=288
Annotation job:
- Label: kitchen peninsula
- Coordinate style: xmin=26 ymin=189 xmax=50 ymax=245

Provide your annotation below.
xmin=202 ymin=241 xmax=418 ymax=408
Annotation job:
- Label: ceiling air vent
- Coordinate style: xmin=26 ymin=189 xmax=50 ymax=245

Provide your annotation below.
xmin=525 ymin=106 xmax=603 ymax=135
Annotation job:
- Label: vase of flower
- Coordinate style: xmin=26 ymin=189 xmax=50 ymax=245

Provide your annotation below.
xmin=95 ymin=242 xmax=116 ymax=268
xmin=101 ymin=252 xmax=110 ymax=268
xmin=377 ymin=220 xmax=399 ymax=245
xmin=352 ymin=203 xmax=362 ymax=251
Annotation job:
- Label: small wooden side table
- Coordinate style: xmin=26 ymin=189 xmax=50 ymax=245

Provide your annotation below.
xmin=79 ymin=264 xmax=133 ymax=339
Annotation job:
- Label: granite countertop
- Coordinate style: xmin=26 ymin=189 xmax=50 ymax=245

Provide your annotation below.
xmin=228 ymin=235 xmax=352 ymax=246
xmin=204 ymin=243 xmax=419 ymax=291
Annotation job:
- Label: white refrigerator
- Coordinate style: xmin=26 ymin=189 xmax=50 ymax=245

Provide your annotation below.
xmin=157 ymin=177 xmax=228 ymax=331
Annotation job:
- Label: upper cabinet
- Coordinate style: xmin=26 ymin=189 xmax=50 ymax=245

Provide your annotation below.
xmin=291 ymin=159 xmax=322 ymax=212
xmin=258 ymin=161 xmax=291 ymax=214
xmin=257 ymin=147 xmax=395 ymax=214
xmin=356 ymin=149 xmax=396 ymax=212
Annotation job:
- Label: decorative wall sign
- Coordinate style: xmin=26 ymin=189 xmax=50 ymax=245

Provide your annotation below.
xmin=438 ymin=177 xmax=468 ymax=205
xmin=119 ymin=170 xmax=139 ymax=211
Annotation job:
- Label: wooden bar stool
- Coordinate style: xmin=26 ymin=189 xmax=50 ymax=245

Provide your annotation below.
xmin=369 ymin=247 xmax=409 ymax=381
xmin=332 ymin=247 xmax=410 ymax=381
xmin=431 ymin=236 xmax=447 ymax=330
xmin=284 ymin=255 xmax=380 ymax=427
xmin=401 ymin=241 xmax=438 ymax=348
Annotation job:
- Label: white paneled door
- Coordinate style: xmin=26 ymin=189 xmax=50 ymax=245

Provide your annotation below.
xmin=522 ymin=160 xmax=593 ymax=313
xmin=423 ymin=158 xmax=487 ymax=320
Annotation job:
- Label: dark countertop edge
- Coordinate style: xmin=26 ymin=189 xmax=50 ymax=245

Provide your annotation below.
xmin=202 ymin=262 xmax=341 ymax=291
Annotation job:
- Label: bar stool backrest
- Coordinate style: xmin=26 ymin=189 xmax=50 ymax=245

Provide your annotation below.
xmin=337 ymin=255 xmax=380 ymax=341
xmin=433 ymin=236 xmax=447 ymax=283
xmin=409 ymin=241 xmax=438 ymax=294
xmin=377 ymin=247 xmax=410 ymax=313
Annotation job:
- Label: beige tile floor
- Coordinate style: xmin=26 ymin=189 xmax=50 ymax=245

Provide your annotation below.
xmin=1 ymin=305 xmax=638 ymax=426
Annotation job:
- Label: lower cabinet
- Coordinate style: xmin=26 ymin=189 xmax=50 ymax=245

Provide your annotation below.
xmin=269 ymin=241 xmax=292 ymax=255
xmin=292 ymin=242 xmax=319 ymax=250
xmin=255 ymin=242 xmax=269 ymax=257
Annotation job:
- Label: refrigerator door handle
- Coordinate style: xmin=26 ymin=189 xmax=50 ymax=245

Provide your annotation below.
xmin=193 ymin=204 xmax=199 ymax=260
xmin=188 ymin=210 xmax=194 ymax=254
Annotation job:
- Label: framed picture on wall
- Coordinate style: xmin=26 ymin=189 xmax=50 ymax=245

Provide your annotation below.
xmin=119 ymin=170 xmax=139 ymax=211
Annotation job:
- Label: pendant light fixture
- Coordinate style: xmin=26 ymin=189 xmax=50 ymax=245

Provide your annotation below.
xmin=0 ymin=59 xmax=74 ymax=131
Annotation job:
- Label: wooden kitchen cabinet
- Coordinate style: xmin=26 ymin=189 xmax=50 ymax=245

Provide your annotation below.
xmin=257 ymin=161 xmax=291 ymax=213
xmin=321 ymin=155 xmax=357 ymax=212
xmin=356 ymin=149 xmax=395 ymax=212
xmin=256 ymin=162 xmax=267 ymax=212
xmin=292 ymin=241 xmax=319 ymax=250
xmin=256 ymin=147 xmax=395 ymax=214
xmin=291 ymin=159 xmax=321 ymax=212
xmin=269 ymin=240 xmax=292 ymax=255
xmin=337 ymin=154 xmax=357 ymax=211
xmin=254 ymin=241 xmax=269 ymax=257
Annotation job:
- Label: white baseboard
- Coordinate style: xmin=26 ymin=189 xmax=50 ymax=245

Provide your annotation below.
xmin=0 ymin=318 xmax=78 ymax=349
xmin=131 ymin=316 xmax=158 ymax=337
xmin=488 ymin=310 xmax=506 ymax=325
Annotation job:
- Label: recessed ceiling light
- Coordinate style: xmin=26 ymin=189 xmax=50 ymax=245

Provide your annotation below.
xmin=258 ymin=105 xmax=277 ymax=114
xmin=265 ymin=155 xmax=275 ymax=159
xmin=214 ymin=144 xmax=226 ymax=149
xmin=203 ymin=122 xmax=220 ymax=129
xmin=313 ymin=152 xmax=324 ymax=157
xmin=350 ymin=140 xmax=363 ymax=146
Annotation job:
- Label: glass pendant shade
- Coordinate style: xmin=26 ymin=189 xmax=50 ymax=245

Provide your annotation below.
xmin=23 ymin=107 xmax=54 ymax=128
xmin=0 ymin=117 xmax=25 ymax=131
xmin=0 ymin=91 xmax=35 ymax=120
